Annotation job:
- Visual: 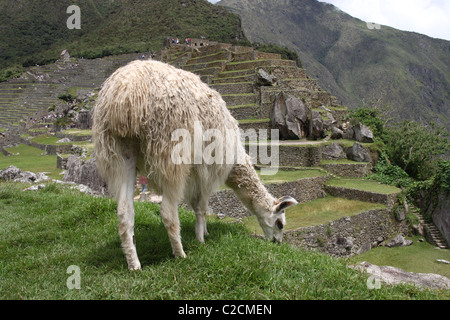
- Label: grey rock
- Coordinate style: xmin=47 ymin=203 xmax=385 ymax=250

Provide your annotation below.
xmin=309 ymin=110 xmax=326 ymax=140
xmin=346 ymin=142 xmax=372 ymax=162
xmin=351 ymin=261 xmax=450 ymax=290
xmin=0 ymin=165 xmax=50 ymax=183
xmin=386 ymin=235 xmax=413 ymax=248
xmin=436 ymin=259 xmax=450 ymax=264
xmin=256 ymin=68 xmax=277 ymax=86
xmin=56 ymin=138 xmax=71 ymax=143
xmin=271 ymin=92 xmax=308 ymax=140
xmin=357 ymin=241 xmax=372 ymax=255
xmin=354 ymin=123 xmax=374 ymax=143
xmin=330 ymin=126 xmax=343 ymax=139
xmin=63 ymin=155 xmax=108 ymax=195
xmin=23 ymin=184 xmax=46 ymax=191
xmin=0 ymin=165 xmax=22 ymax=181
xmin=322 ymin=142 xmax=345 ymax=160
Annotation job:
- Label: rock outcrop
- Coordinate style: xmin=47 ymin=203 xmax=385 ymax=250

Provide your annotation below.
xmin=270 ymin=92 xmax=309 ymax=140
xmin=351 ymin=261 xmax=450 ymax=290
xmin=63 ymin=155 xmax=108 ymax=195
xmin=0 ymin=165 xmax=50 ymax=183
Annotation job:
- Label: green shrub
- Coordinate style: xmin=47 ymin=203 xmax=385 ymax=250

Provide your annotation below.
xmin=58 ymin=93 xmax=77 ymax=102
xmin=367 ymin=152 xmax=413 ymax=189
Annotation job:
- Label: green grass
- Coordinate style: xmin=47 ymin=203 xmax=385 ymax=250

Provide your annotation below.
xmin=257 ymin=168 xmax=327 ymax=184
xmin=326 ymin=178 xmax=401 ymax=194
xmin=0 ymin=144 xmax=61 ymax=179
xmin=243 ymin=196 xmax=386 ymax=232
xmin=348 ymin=236 xmax=450 ymax=279
xmin=61 ymin=129 xmax=93 ymax=137
xmin=0 ymin=182 xmax=446 ymax=300
xmin=31 ymin=134 xmax=73 ymax=146
xmin=321 ymin=159 xmax=367 ymax=165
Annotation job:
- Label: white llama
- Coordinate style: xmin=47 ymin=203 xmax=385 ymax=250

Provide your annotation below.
xmin=92 ymin=60 xmax=297 ymax=270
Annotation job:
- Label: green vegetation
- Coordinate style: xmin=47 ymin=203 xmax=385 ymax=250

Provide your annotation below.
xmin=383 ymin=121 xmax=449 ymax=180
xmin=0 ymin=182 xmax=446 ymax=300
xmin=349 ymin=236 xmax=450 ymax=279
xmin=251 ymin=42 xmax=301 ymax=66
xmin=0 ymin=0 xmax=248 ymax=81
xmin=243 ymin=196 xmax=386 ymax=232
xmin=219 ymin=0 xmax=450 ymax=130
xmin=0 ymin=144 xmax=60 ymax=179
xmin=257 ymin=168 xmax=326 ymax=184
xmin=326 ymin=178 xmax=401 ymax=194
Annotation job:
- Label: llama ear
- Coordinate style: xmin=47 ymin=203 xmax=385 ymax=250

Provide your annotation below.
xmin=274 ymin=196 xmax=298 ymax=214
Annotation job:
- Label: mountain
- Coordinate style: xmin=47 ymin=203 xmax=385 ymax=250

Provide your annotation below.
xmin=0 ymin=0 xmax=246 ymax=74
xmin=217 ymin=0 xmax=450 ymax=127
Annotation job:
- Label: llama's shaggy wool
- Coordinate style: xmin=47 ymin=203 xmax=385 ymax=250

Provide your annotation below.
xmin=93 ymin=60 xmax=240 ymax=201
xmin=91 ymin=59 xmax=296 ymax=269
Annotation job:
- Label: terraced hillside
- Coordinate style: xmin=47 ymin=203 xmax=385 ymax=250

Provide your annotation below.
xmin=0 ymin=52 xmax=150 ymax=129
xmin=160 ymin=43 xmax=344 ymax=125
xmin=3 ymin=42 xmax=447 ymax=256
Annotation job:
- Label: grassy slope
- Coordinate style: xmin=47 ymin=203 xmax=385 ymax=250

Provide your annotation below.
xmin=218 ymin=0 xmax=450 ymax=128
xmin=0 ymin=182 xmax=447 ymax=300
xmin=243 ymin=196 xmax=386 ymax=232
xmin=349 ymin=236 xmax=450 ymax=279
xmin=0 ymin=144 xmax=60 ymax=179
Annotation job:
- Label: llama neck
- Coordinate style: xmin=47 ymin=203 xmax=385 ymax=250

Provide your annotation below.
xmin=225 ymin=157 xmax=274 ymax=216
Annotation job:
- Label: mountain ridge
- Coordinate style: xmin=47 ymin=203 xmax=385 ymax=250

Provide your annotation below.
xmin=217 ymin=0 xmax=450 ymax=128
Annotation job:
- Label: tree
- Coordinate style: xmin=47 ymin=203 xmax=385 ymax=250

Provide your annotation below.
xmin=384 ymin=121 xmax=449 ymax=180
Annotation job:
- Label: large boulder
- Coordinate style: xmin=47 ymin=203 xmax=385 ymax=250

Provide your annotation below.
xmin=256 ymin=68 xmax=277 ymax=86
xmin=351 ymin=261 xmax=450 ymax=290
xmin=354 ymin=123 xmax=374 ymax=143
xmin=330 ymin=126 xmax=343 ymax=140
xmin=271 ymin=92 xmax=308 ymax=140
xmin=63 ymin=155 xmax=108 ymax=195
xmin=309 ymin=110 xmax=326 ymax=140
xmin=322 ymin=142 xmax=345 ymax=160
xmin=0 ymin=165 xmax=50 ymax=183
xmin=385 ymin=235 xmax=413 ymax=248
xmin=346 ymin=142 xmax=372 ymax=163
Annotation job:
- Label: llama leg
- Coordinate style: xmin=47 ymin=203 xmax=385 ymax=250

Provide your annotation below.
xmin=116 ymin=155 xmax=141 ymax=270
xmin=160 ymin=190 xmax=186 ymax=258
xmin=194 ymin=196 xmax=209 ymax=243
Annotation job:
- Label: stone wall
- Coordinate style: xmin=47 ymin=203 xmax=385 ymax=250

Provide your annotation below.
xmin=284 ymin=208 xmax=407 ymax=257
xmin=63 ymin=155 xmax=108 ymax=195
xmin=320 ymin=162 xmax=372 ymax=178
xmin=23 ymin=139 xmax=73 ymax=155
xmin=208 ymin=175 xmax=329 ymax=218
xmin=429 ymin=191 xmax=450 ymax=245
xmin=325 ymin=185 xmax=399 ymax=208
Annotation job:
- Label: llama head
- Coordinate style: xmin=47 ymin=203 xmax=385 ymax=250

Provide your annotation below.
xmin=257 ymin=196 xmax=298 ymax=243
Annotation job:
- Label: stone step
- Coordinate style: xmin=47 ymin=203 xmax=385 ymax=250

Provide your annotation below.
xmin=278 ymin=78 xmax=321 ymax=91
xmin=232 ymin=50 xmax=282 ymax=62
xmin=187 ymin=67 xmax=222 ymax=77
xmin=210 ymin=82 xmax=254 ymax=95
xmin=217 ymin=68 xmax=255 ymax=78
xmin=212 ymin=73 xmax=256 ymax=84
xmin=320 ymin=161 xmax=372 ymax=178
xmin=186 ymin=51 xmax=231 ymax=65
xmin=227 ymin=104 xmax=259 ymax=120
xmin=225 ymin=59 xmax=297 ymax=72
xmin=222 ymin=93 xmax=256 ymax=107
xmin=182 ymin=60 xmax=227 ymax=72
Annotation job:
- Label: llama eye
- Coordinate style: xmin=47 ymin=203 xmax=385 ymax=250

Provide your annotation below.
xmin=275 ymin=219 xmax=284 ymax=230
